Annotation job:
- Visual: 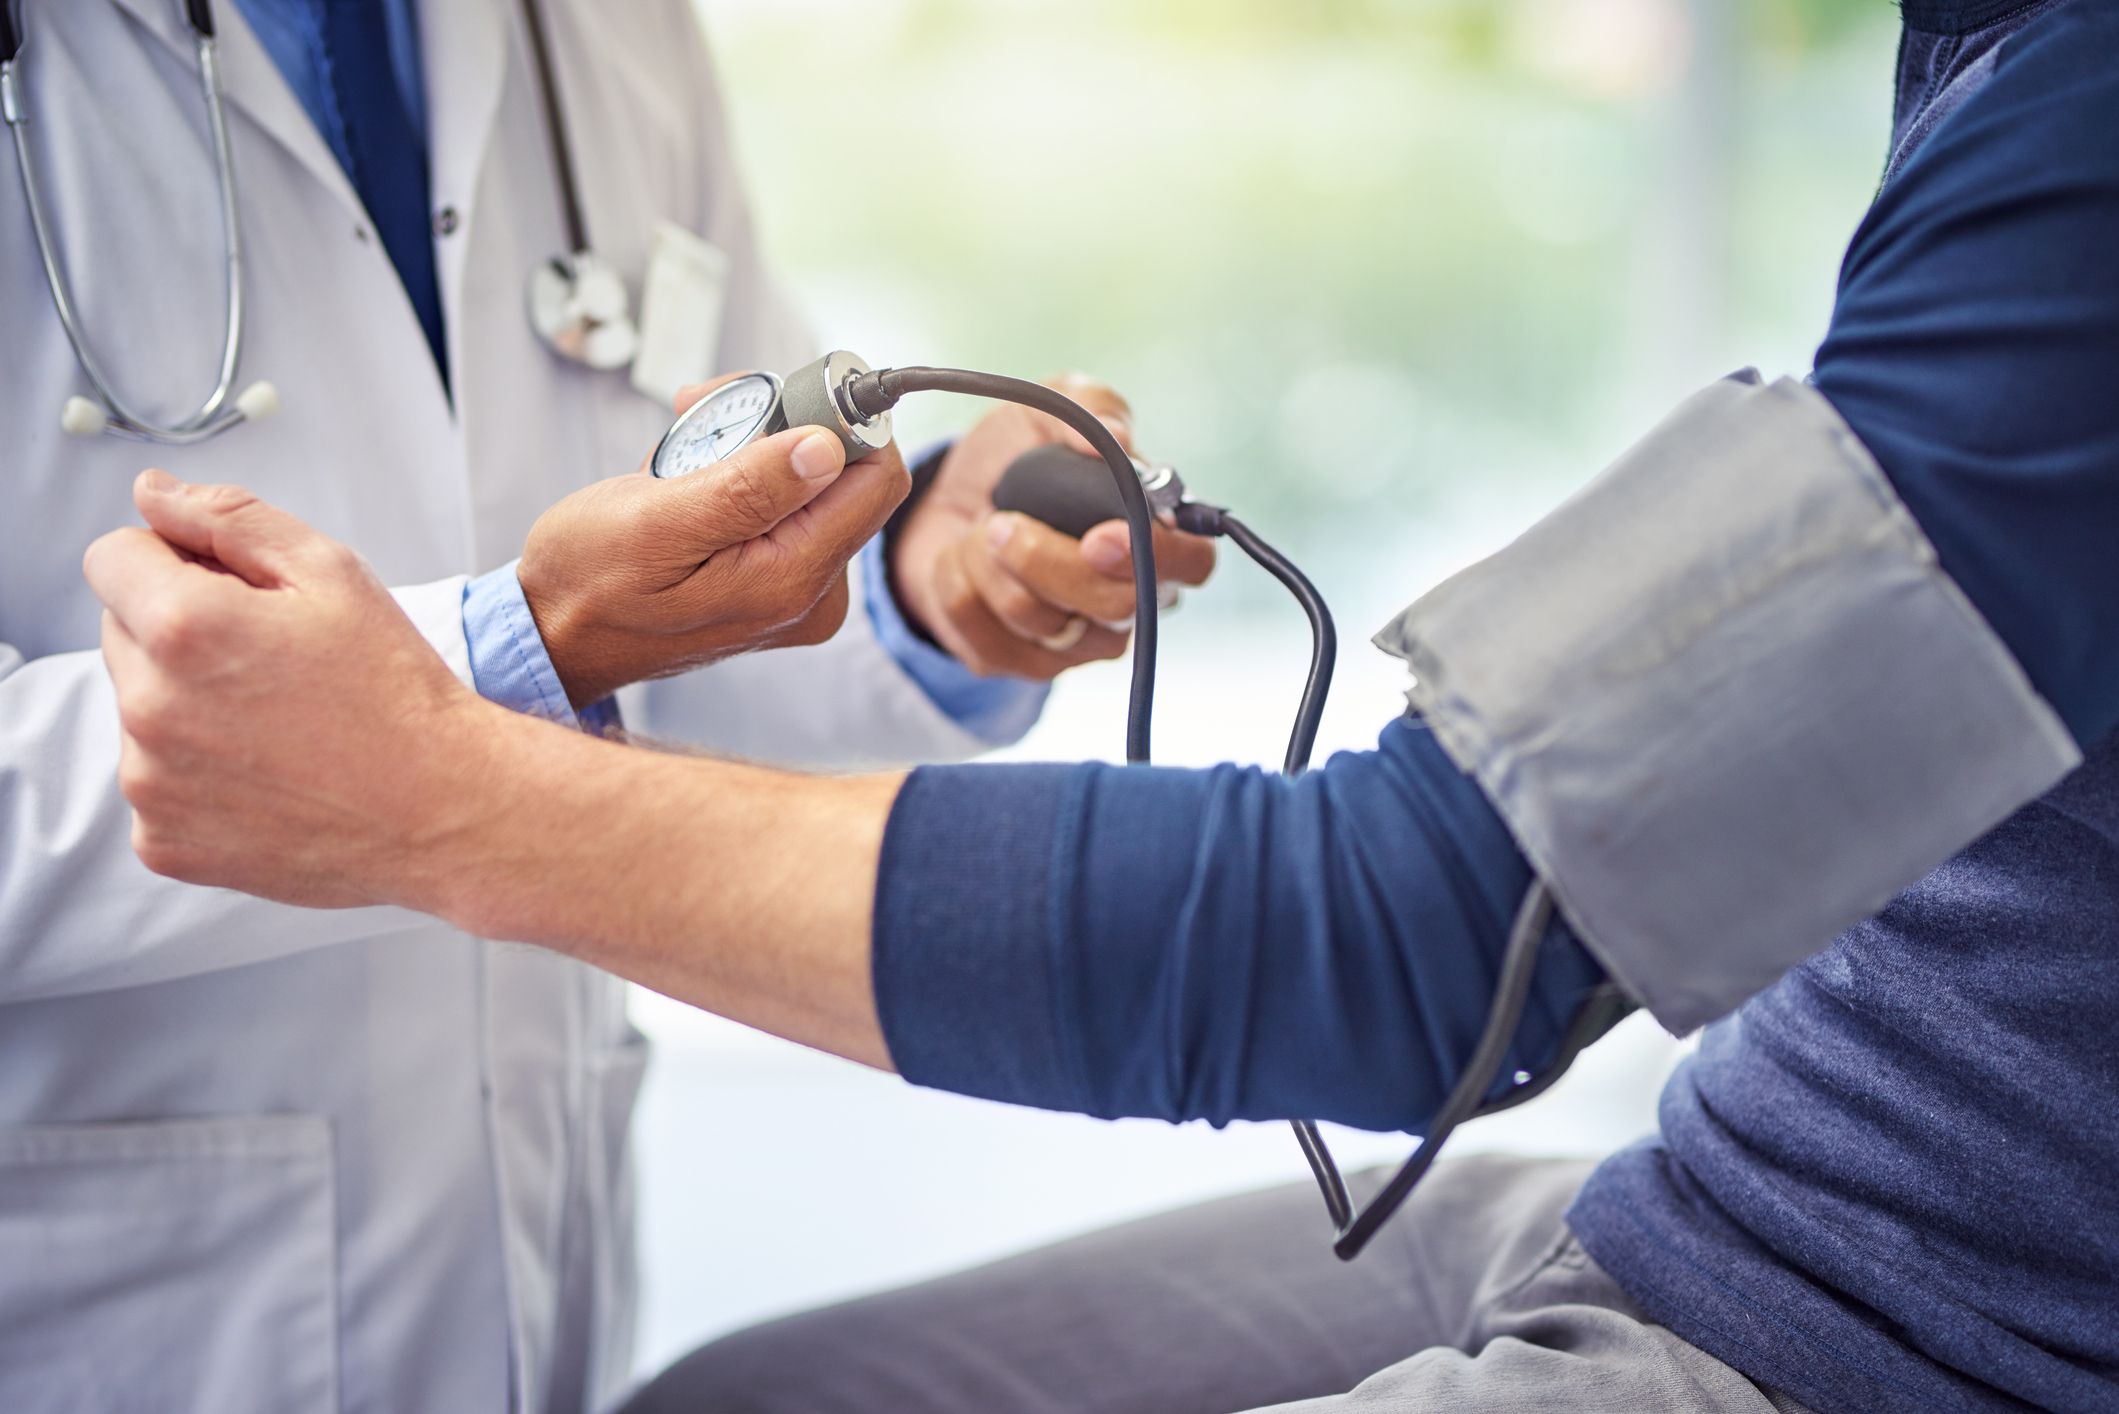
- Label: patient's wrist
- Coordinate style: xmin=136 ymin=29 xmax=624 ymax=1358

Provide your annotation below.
xmin=400 ymin=702 xmax=575 ymax=937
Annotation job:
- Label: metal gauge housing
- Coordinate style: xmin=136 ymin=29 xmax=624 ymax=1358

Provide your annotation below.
xmin=648 ymin=353 xmax=895 ymax=480
xmin=650 ymin=371 xmax=786 ymax=479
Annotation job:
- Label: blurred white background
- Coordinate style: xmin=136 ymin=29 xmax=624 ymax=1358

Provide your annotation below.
xmin=631 ymin=0 xmax=1903 ymax=1380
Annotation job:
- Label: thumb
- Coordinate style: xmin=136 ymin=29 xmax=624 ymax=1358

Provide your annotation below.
xmin=668 ymin=426 xmax=847 ymax=545
xmin=133 ymin=470 xmax=328 ymax=588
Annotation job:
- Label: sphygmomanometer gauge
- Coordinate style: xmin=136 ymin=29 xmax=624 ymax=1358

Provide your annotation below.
xmin=649 ymin=371 xmax=787 ymax=479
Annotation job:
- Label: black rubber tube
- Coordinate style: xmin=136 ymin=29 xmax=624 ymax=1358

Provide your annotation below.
xmin=856 ymin=367 xmax=1160 ymax=762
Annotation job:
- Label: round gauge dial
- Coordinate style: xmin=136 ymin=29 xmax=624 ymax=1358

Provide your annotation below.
xmin=650 ymin=372 xmax=786 ymax=479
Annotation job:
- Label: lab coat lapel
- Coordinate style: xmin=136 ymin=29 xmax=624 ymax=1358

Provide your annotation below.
xmin=101 ymin=0 xmax=365 ymax=223
xmin=419 ymin=0 xmax=511 ymax=370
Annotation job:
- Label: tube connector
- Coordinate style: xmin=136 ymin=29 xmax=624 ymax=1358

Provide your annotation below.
xmin=843 ymin=369 xmax=898 ymax=423
xmin=781 ymin=351 xmax=892 ymax=463
xmin=1173 ymin=500 xmax=1228 ymax=537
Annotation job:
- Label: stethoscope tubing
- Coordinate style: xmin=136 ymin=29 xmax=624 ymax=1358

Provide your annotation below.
xmin=517 ymin=0 xmax=588 ymax=256
xmin=5 ymin=10 xmax=250 ymax=444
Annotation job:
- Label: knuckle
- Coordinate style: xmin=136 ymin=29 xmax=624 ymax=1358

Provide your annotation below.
xmin=139 ymin=600 xmax=202 ymax=660
xmin=80 ymin=534 xmax=113 ymax=581
xmin=786 ymin=598 xmax=847 ymax=648
xmin=993 ymin=528 xmax=1041 ymax=577
xmin=757 ymin=571 xmax=824 ymax=625
xmin=1164 ymin=535 xmax=1216 ymax=582
xmin=939 ymin=582 xmax=983 ymax=634
xmin=198 ymin=483 xmax=259 ymax=516
xmin=1090 ymin=584 xmax=1138 ymax=622
xmin=130 ymin=822 xmax=187 ymax=880
xmin=990 ymin=582 xmax=1045 ymax=633
xmin=115 ymin=752 xmax=158 ymax=808
xmin=800 ymin=551 xmax=847 ymax=603
xmin=119 ymin=682 xmax=181 ymax=751
xmin=317 ymin=539 xmax=363 ymax=578
xmin=719 ymin=463 xmax=784 ymax=531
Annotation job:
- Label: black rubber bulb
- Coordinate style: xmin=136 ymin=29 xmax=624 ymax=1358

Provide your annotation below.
xmin=992 ymin=446 xmax=1131 ymax=538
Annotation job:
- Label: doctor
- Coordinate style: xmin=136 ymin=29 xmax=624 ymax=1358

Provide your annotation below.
xmin=0 ymin=2 xmax=1211 ymax=1411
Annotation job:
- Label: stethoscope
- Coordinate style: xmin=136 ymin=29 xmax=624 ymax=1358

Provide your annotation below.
xmin=0 ymin=0 xmax=634 ymax=446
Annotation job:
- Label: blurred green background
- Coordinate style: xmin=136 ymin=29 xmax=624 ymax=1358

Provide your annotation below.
xmin=705 ymin=0 xmax=1894 ymax=561
xmin=632 ymin=0 xmax=1907 ymax=1376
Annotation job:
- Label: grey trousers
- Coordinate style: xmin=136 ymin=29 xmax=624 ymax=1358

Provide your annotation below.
xmin=624 ymin=1155 xmax=1810 ymax=1414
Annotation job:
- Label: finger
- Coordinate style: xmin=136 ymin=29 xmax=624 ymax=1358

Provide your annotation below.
xmin=961 ymin=524 xmax=1078 ymax=643
xmin=83 ymin=526 xmax=236 ymax=640
xmin=1080 ymin=519 xmax=1218 ymax=588
xmin=982 ymin=513 xmax=1138 ymax=625
xmin=669 ymin=426 xmax=848 ymax=544
xmin=778 ymin=568 xmax=853 ymax=649
xmin=130 ymin=470 xmax=329 ymax=587
xmin=680 ymin=446 xmax=907 ymax=624
xmin=1042 ymin=375 xmax=1136 ymax=459
xmin=99 ymin=607 xmax=156 ymax=701
xmin=764 ymin=444 xmax=910 ymax=571
xmin=672 ymin=370 xmax=753 ymax=416
xmin=925 ymin=542 xmax=1128 ymax=681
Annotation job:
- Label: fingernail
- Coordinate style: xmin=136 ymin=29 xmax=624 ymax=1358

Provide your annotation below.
xmin=986 ymin=515 xmax=1016 ymax=555
xmin=793 ymin=431 xmax=845 ymax=481
xmin=1082 ymin=530 xmax=1129 ymax=575
xmin=138 ymin=468 xmax=176 ymax=494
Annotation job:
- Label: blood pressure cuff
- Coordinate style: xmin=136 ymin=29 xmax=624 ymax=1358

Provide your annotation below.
xmin=1374 ymin=371 xmax=2081 ymax=1035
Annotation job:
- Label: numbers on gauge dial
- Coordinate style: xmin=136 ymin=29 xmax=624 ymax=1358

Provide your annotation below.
xmin=652 ymin=373 xmax=784 ymax=478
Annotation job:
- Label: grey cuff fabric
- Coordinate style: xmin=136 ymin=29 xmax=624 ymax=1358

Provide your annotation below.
xmin=1375 ymin=371 xmax=2080 ymax=1034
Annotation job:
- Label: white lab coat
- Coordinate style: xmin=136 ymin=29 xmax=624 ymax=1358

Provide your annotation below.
xmin=0 ymin=2 xmax=993 ymax=1410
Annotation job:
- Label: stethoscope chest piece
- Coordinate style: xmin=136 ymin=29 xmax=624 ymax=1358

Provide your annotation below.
xmin=528 ymin=251 xmax=639 ymax=371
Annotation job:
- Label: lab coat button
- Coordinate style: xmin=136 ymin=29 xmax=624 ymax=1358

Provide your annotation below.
xmin=434 ymin=206 xmax=462 ymax=237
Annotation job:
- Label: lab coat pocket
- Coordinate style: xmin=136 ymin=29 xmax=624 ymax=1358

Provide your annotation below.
xmin=0 ymin=1114 xmax=338 ymax=1414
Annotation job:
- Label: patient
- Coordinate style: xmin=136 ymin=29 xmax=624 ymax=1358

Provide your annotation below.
xmin=81 ymin=4 xmax=2119 ymax=1410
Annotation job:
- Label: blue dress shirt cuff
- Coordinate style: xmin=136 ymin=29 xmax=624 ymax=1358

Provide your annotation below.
xmin=861 ymin=536 xmax=1049 ymax=746
xmin=462 ymin=561 xmax=617 ymax=731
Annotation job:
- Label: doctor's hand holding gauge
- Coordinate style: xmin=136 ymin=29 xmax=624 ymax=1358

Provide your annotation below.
xmin=0 ymin=0 xmax=1212 ymax=1410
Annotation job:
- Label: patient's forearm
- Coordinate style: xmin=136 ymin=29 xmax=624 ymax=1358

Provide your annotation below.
xmin=432 ymin=710 xmax=1610 ymax=1129
xmin=872 ymin=716 xmax=1610 ymax=1132
xmin=439 ymin=711 xmax=906 ymax=1069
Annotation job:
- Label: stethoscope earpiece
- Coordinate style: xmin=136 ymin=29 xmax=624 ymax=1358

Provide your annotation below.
xmin=60 ymin=396 xmax=110 ymax=439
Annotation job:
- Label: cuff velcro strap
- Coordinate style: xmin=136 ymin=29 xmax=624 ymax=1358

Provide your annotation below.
xmin=1375 ymin=372 xmax=2080 ymax=1034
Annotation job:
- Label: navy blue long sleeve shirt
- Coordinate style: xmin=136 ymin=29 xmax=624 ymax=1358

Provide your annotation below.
xmin=876 ymin=717 xmax=1607 ymax=1133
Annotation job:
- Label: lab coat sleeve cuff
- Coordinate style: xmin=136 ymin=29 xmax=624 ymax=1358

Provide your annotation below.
xmin=861 ymin=536 xmax=1049 ymax=747
xmin=461 ymin=561 xmax=615 ymax=730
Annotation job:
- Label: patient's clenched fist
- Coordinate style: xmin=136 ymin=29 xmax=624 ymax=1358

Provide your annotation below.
xmin=518 ymin=376 xmax=911 ymax=708
xmin=83 ymin=471 xmax=489 ymax=911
